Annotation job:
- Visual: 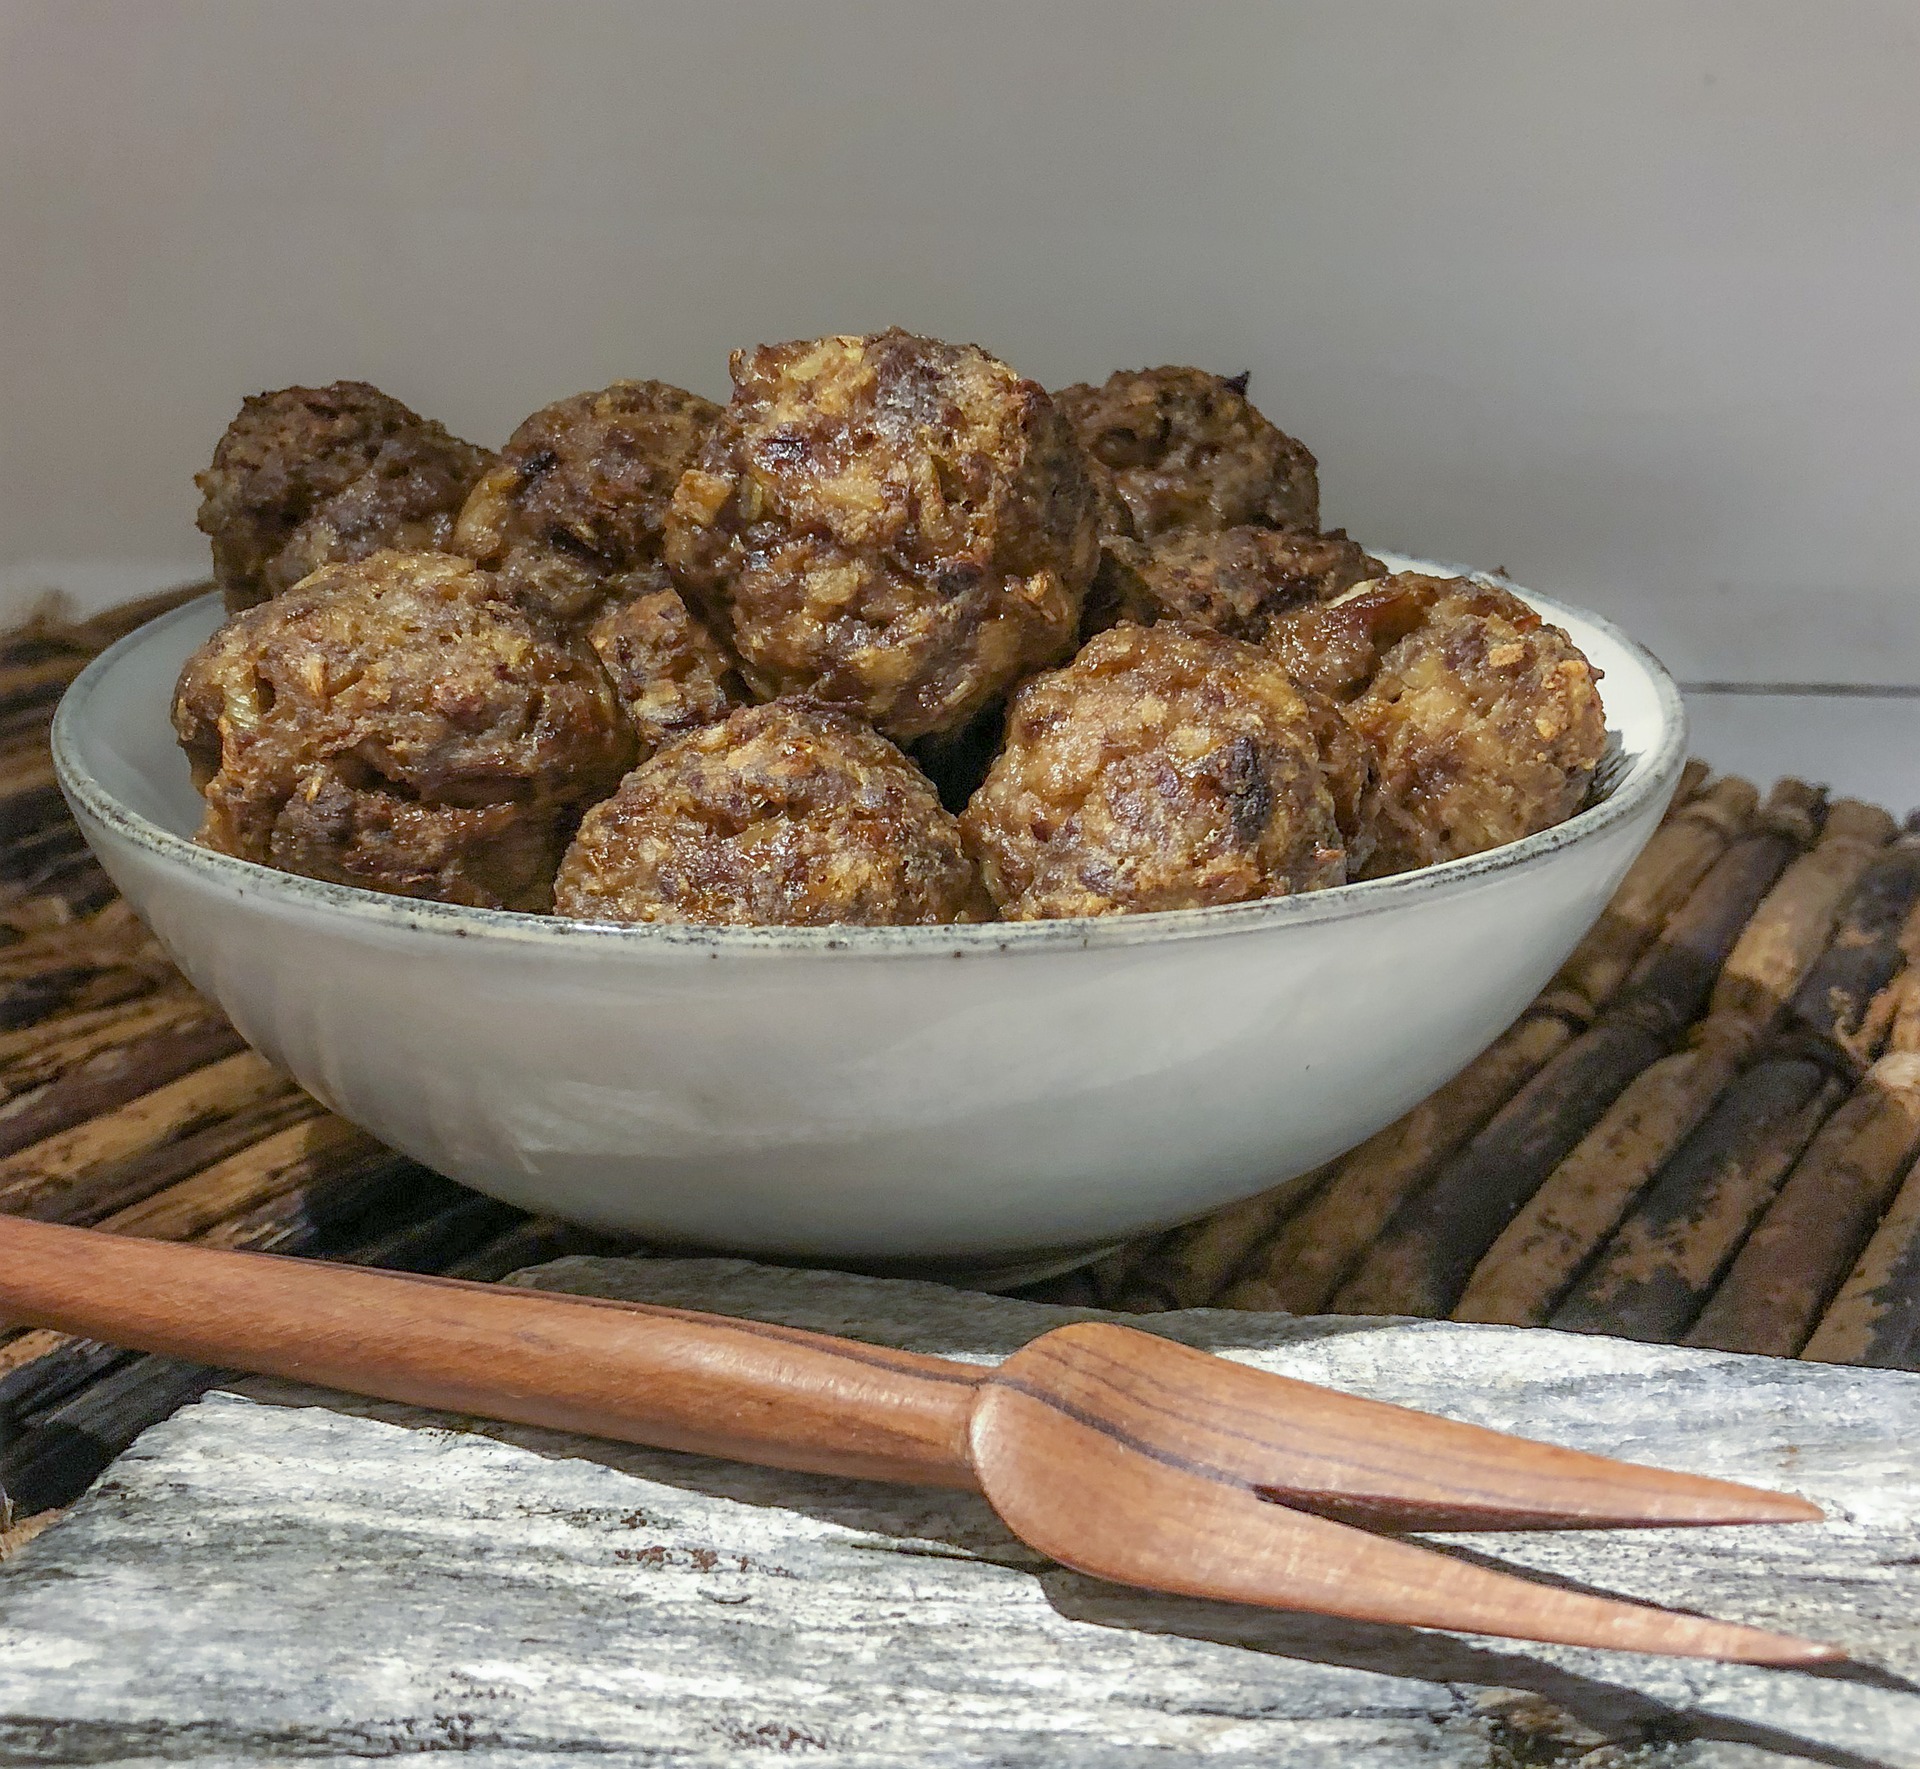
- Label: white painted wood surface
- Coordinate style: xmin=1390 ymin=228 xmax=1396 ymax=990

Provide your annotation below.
xmin=1 ymin=1257 xmax=1916 ymax=1766
xmin=1682 ymin=691 xmax=1920 ymax=819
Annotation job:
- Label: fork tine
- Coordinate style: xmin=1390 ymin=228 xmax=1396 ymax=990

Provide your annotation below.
xmin=975 ymin=1382 xmax=1840 ymax=1661
xmin=986 ymin=1323 xmax=1821 ymax=1531
xmin=973 ymin=1324 xmax=1839 ymax=1661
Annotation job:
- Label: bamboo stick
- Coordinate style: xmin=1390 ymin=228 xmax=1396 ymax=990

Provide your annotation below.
xmin=0 ymin=967 xmax=92 ymax=1034
xmin=0 ymin=579 xmax=208 ymax=663
xmin=60 ymin=580 xmax=211 ymax=650
xmin=22 ymin=1094 xmax=322 ymax=1227
xmin=1688 ymin=1044 xmax=1920 ymax=1358
xmin=0 ymin=1353 xmax=222 ymax=1518
xmin=96 ymin=1116 xmax=386 ymax=1242
xmin=1785 ymin=825 xmax=1920 ymax=1057
xmin=0 ymin=756 xmax=57 ymax=818
xmin=1454 ymin=802 xmax=1893 ymax=1324
xmin=1108 ymin=1163 xmax=1336 ymax=1311
xmin=1545 ymin=867 xmax=1920 ymax=1346
xmin=1219 ymin=787 xmax=1766 ymax=1317
xmin=3 ymin=966 xmax=159 ymax=1031
xmin=0 ymin=1017 xmax=249 ymax=1163
xmin=1548 ymin=1054 xmax=1844 ymax=1342
xmin=338 ymin=1193 xmax=525 ymax=1274
xmin=1329 ymin=785 xmax=1819 ymax=1318
xmin=1798 ymin=1148 xmax=1920 ymax=1368
xmin=0 ymin=1046 xmax=280 ymax=1210
xmin=0 ymin=985 xmax=214 ymax=1093
xmin=0 ymin=898 xmax=167 ymax=983
xmin=1669 ymin=758 xmax=1713 ymax=810
xmin=196 ymin=1153 xmax=433 ymax=1256
xmin=441 ymin=1216 xmax=638 ymax=1284
xmin=1218 ymin=1011 xmax=1576 ymax=1314
xmin=1534 ymin=776 xmax=1758 ymax=1022
xmin=0 ymin=1331 xmax=130 ymax=1420
xmin=0 ymin=652 xmax=89 ymax=716
xmin=0 ymin=697 xmax=62 ymax=748
xmin=0 ymin=783 xmax=65 ymax=846
xmin=1082 ymin=1240 xmax=1165 ymax=1308
xmin=0 ymin=820 xmax=86 ymax=886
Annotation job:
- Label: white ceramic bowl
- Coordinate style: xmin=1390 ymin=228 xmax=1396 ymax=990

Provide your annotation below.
xmin=53 ymin=558 xmax=1684 ymax=1269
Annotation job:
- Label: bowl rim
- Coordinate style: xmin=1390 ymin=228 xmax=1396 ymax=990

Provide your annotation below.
xmin=52 ymin=564 xmax=1688 ymax=958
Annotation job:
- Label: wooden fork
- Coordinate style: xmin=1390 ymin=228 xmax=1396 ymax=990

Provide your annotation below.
xmin=0 ymin=1214 xmax=1839 ymax=1664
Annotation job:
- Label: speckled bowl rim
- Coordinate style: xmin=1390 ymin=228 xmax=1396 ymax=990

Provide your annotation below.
xmin=52 ymin=563 xmax=1687 ymax=958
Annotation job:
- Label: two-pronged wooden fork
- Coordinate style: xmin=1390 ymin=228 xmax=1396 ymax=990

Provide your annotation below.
xmin=0 ymin=1214 xmax=1840 ymax=1664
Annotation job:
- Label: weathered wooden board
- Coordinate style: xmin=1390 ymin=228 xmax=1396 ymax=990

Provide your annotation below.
xmin=1 ymin=1255 xmax=1918 ymax=1766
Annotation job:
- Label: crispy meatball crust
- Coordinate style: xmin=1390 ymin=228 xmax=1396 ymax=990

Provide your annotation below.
xmin=586 ymin=579 xmax=744 ymax=758
xmin=196 ymin=381 xmax=493 ymax=614
xmin=663 ymin=329 xmax=1101 ymax=743
xmin=961 ymin=622 xmax=1369 ymax=920
xmin=173 ymin=550 xmax=635 ymax=911
xmin=554 ymin=699 xmax=987 ymax=927
xmin=1267 ymin=573 xmax=1607 ymax=877
xmin=1052 ymin=367 xmax=1318 ymax=537
xmin=453 ymin=380 xmax=722 ymax=623
xmin=1087 ymin=525 xmax=1383 ymax=643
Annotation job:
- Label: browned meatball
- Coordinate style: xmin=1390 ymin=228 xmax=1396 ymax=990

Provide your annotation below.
xmin=453 ymin=380 xmax=722 ymax=622
xmin=555 ymin=699 xmax=987 ymax=926
xmin=587 ymin=580 xmax=744 ymax=758
xmin=1086 ymin=525 xmax=1383 ymax=643
xmin=1052 ymin=367 xmax=1318 ymax=537
xmin=961 ymin=622 xmax=1370 ymax=920
xmin=196 ymin=382 xmax=493 ymax=613
xmin=173 ymin=551 xmax=635 ymax=911
xmin=663 ymin=329 xmax=1100 ymax=743
xmin=1267 ymin=574 xmax=1607 ymax=877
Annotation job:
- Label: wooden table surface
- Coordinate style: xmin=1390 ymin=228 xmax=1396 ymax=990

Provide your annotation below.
xmin=3 ymin=1257 xmax=1918 ymax=1766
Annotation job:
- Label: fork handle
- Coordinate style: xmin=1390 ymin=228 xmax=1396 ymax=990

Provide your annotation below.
xmin=0 ymin=1214 xmax=985 ymax=1490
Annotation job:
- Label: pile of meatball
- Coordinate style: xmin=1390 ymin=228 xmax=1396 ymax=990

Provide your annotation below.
xmin=173 ymin=331 xmax=1608 ymax=926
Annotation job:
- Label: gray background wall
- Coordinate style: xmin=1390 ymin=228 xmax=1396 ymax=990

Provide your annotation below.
xmin=3 ymin=1 xmax=1915 ymax=797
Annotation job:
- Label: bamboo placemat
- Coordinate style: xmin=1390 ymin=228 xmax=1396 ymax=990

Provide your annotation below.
xmin=3 ymin=585 xmax=1918 ymax=1545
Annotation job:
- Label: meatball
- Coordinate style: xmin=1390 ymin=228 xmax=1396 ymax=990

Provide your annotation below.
xmin=586 ymin=579 xmax=744 ymax=758
xmin=1267 ymin=574 xmax=1607 ymax=877
xmin=196 ymin=381 xmax=493 ymax=613
xmin=1086 ymin=525 xmax=1382 ymax=643
xmin=453 ymin=380 xmax=722 ymax=622
xmin=664 ymin=329 xmax=1100 ymax=743
xmin=1052 ymin=367 xmax=1318 ymax=537
xmin=173 ymin=551 xmax=635 ymax=912
xmin=555 ymin=699 xmax=987 ymax=926
xmin=961 ymin=622 xmax=1371 ymax=920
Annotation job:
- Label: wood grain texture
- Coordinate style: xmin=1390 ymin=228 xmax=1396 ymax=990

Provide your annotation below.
xmin=3 ymin=1258 xmax=1917 ymax=1766
xmin=0 ymin=1216 xmax=984 ymax=1490
xmin=977 ymin=1327 xmax=1825 ymax=1665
